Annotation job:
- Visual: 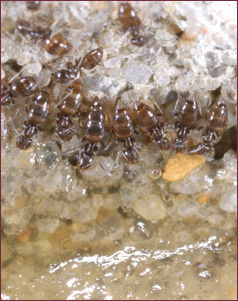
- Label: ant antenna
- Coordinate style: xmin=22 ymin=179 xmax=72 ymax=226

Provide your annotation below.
xmin=8 ymin=66 xmax=28 ymax=84
xmin=150 ymin=97 xmax=163 ymax=115
xmin=174 ymin=79 xmax=181 ymax=114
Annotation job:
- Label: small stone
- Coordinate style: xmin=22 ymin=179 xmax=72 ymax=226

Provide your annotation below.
xmin=15 ymin=194 xmax=30 ymax=210
xmin=17 ymin=228 xmax=32 ymax=243
xmin=25 ymin=63 xmax=42 ymax=75
xmin=133 ymin=194 xmax=166 ymax=221
xmin=205 ymin=52 xmax=219 ymax=68
xmin=165 ymin=90 xmax=178 ymax=104
xmin=221 ymin=285 xmax=237 ymax=300
xmin=207 ymin=214 xmax=223 ymax=225
xmin=15 ymin=147 xmax=36 ymax=169
xmin=198 ymin=194 xmax=211 ymax=204
xmin=163 ymin=153 xmax=206 ymax=182
xmin=220 ymin=186 xmax=237 ymax=212
xmin=178 ymin=201 xmax=199 ymax=218
xmin=209 ymin=66 xmax=227 ymax=78
xmin=122 ymin=60 xmax=153 ymax=84
xmin=36 ymin=218 xmax=60 ymax=234
xmin=89 ymin=1 xmax=105 ymax=10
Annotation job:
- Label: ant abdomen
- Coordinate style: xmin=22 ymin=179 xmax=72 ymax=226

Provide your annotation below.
xmin=113 ymin=103 xmax=134 ymax=139
xmin=10 ymin=76 xmax=38 ymax=97
xmin=175 ymin=98 xmax=199 ymax=128
xmin=80 ymin=48 xmax=103 ymax=70
xmin=134 ymin=102 xmax=157 ymax=130
xmin=58 ymin=80 xmax=83 ymax=116
xmin=206 ymin=100 xmax=228 ymax=133
xmin=43 ymin=34 xmax=73 ymax=56
xmin=84 ymin=97 xmax=105 ymax=143
xmin=28 ymin=90 xmax=51 ymax=125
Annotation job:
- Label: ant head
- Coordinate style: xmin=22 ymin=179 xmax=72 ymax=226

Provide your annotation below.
xmin=134 ymin=101 xmax=144 ymax=111
xmin=123 ymin=148 xmax=139 ymax=165
xmin=115 ymin=101 xmax=127 ymax=115
xmin=91 ymin=96 xmax=103 ymax=110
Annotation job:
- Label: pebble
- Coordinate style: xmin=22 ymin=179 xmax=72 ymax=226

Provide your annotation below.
xmin=220 ymin=186 xmax=237 ymax=213
xmin=17 ymin=228 xmax=32 ymax=243
xmin=163 ymin=154 xmax=206 ymax=182
xmin=14 ymin=147 xmax=36 ymax=170
xmin=122 ymin=60 xmax=153 ymax=84
xmin=198 ymin=194 xmax=211 ymax=204
xmin=178 ymin=201 xmax=199 ymax=218
xmin=132 ymin=195 xmax=166 ymax=221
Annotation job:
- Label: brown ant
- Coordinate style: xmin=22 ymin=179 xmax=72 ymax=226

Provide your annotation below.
xmin=52 ymin=48 xmax=103 ymax=84
xmin=189 ymin=99 xmax=228 ymax=155
xmin=26 ymin=1 xmax=41 ymax=10
xmin=16 ymin=18 xmax=51 ymax=40
xmin=171 ymin=97 xmax=200 ymax=152
xmin=76 ymin=97 xmax=106 ymax=171
xmin=113 ymin=102 xmax=140 ymax=164
xmin=134 ymin=101 xmax=169 ymax=150
xmin=42 ymin=34 xmax=73 ymax=56
xmin=16 ymin=90 xmax=51 ymax=150
xmin=56 ymin=79 xmax=83 ymax=141
xmin=1 ymin=76 xmax=38 ymax=106
xmin=118 ymin=3 xmax=146 ymax=47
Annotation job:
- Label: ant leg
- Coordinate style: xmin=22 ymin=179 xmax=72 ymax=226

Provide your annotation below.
xmin=102 ymin=136 xmax=116 ymax=152
xmin=174 ymin=93 xmax=181 ymax=115
xmin=25 ymin=104 xmax=29 ymax=114
xmin=113 ymin=150 xmax=121 ymax=168
xmin=57 ymin=87 xmax=73 ymax=107
xmin=93 ymin=152 xmax=112 ymax=177
xmin=134 ymin=145 xmax=145 ymax=161
xmin=119 ymin=149 xmax=128 ymax=163
xmin=151 ymin=98 xmax=163 ymax=117
xmin=189 ymin=143 xmax=207 ymax=155
xmin=98 ymin=161 xmax=112 ymax=177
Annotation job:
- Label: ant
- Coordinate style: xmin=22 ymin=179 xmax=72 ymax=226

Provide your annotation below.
xmin=16 ymin=90 xmax=51 ymax=150
xmin=113 ymin=102 xmax=140 ymax=164
xmin=76 ymin=97 xmax=106 ymax=171
xmin=56 ymin=79 xmax=83 ymax=141
xmin=1 ymin=76 xmax=38 ymax=106
xmin=52 ymin=48 xmax=103 ymax=83
xmin=134 ymin=101 xmax=169 ymax=150
xmin=189 ymin=99 xmax=228 ymax=155
xmin=16 ymin=18 xmax=51 ymax=41
xmin=118 ymin=2 xmax=146 ymax=47
xmin=171 ymin=96 xmax=200 ymax=152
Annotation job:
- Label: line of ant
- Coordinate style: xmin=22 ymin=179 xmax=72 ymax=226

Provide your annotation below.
xmin=1 ymin=72 xmax=228 ymax=172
